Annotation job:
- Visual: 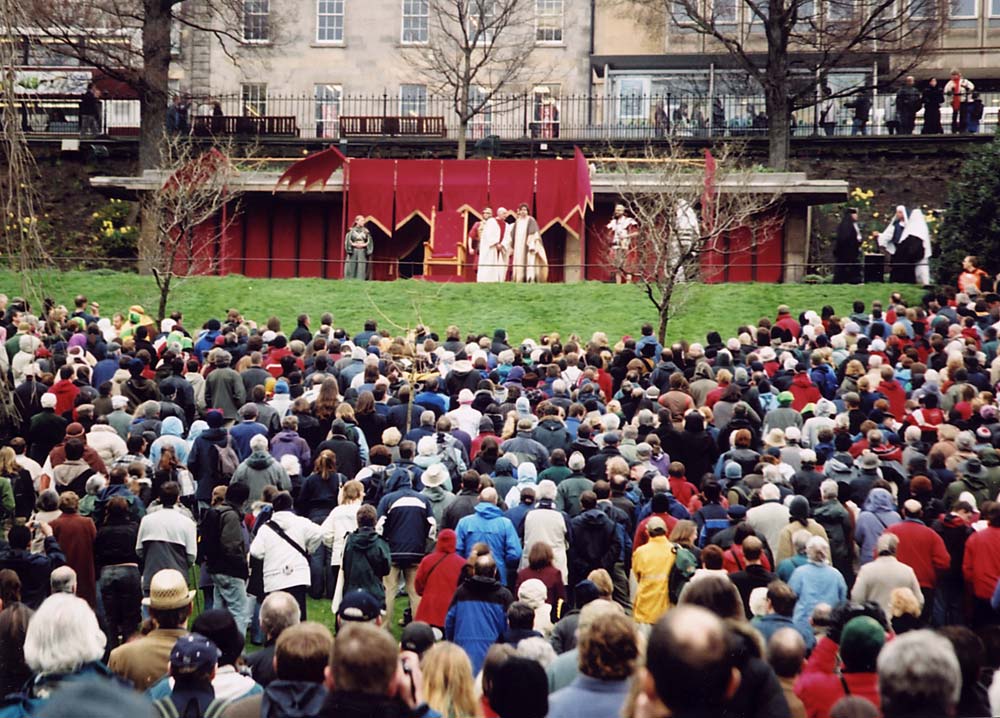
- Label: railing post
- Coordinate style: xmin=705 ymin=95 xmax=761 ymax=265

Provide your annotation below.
xmin=523 ymin=91 xmax=529 ymax=138
xmin=382 ymin=90 xmax=388 ymax=136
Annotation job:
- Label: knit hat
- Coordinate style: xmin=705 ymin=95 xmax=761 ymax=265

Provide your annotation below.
xmin=568 ymin=452 xmax=586 ymax=471
xmin=724 ymin=461 xmax=743 ymax=480
xmin=518 ymin=578 xmax=549 ymax=610
xmin=574 ymin=580 xmax=601 ymax=607
xmin=111 ymin=395 xmax=129 ymax=410
xmin=128 ymin=358 xmax=145 ymax=377
xmin=40 ymin=393 xmax=57 ymax=409
xmin=839 ymin=616 xmax=886 ymax=672
xmin=458 ymin=388 xmax=475 ymax=405
xmin=789 ymin=495 xmax=810 ymax=523
xmin=205 ymin=409 xmax=225 ymax=428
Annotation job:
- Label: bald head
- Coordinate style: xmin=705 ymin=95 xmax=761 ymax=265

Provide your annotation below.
xmin=767 ymin=628 xmax=805 ymax=679
xmin=646 ymin=606 xmax=738 ymax=712
xmin=480 ymin=487 xmax=498 ymax=505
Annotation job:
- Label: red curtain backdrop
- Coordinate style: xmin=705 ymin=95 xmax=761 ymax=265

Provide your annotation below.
xmin=535 ymin=160 xmax=578 ymax=233
xmin=346 ymin=159 xmax=396 ymax=234
xmin=395 ymin=160 xmax=442 ymax=228
xmin=442 ymin=160 xmax=489 ymax=213
xmin=488 ymin=159 xmax=536 ymax=214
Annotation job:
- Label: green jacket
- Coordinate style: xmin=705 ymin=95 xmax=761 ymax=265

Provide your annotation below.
xmin=341 ymin=526 xmax=391 ymax=603
xmin=0 ymin=476 xmax=13 ymax=518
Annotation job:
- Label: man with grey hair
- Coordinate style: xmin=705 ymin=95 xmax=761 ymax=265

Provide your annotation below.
xmin=245 ymin=590 xmax=300 ymax=687
xmin=501 ymin=418 xmax=551 ymax=471
xmin=230 ymin=433 xmax=291 ymax=508
xmin=851 ymin=532 xmax=922 ymax=621
xmin=776 ymin=528 xmax=812 ymax=582
xmin=50 ymin=565 xmax=77 ymax=595
xmin=813 ymin=478 xmax=854 ymax=584
xmin=455 ymin=487 xmax=522 ymax=584
xmin=878 ymin=629 xmax=961 ymax=718
xmin=747 ymin=482 xmax=789 ymax=553
xmin=556 ymin=452 xmax=593 ymax=517
xmin=204 ymin=349 xmax=246 ymax=424
xmin=230 ymin=403 xmax=268 ymax=461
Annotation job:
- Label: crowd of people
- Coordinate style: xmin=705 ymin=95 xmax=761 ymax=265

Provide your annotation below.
xmin=2 ymin=286 xmax=1000 ymax=718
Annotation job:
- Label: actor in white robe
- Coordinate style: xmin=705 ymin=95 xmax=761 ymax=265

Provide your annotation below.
xmin=607 ymin=204 xmax=638 ymax=283
xmin=511 ymin=203 xmax=540 ymax=283
xmin=906 ymin=209 xmax=933 ymax=285
xmin=476 ymin=209 xmax=508 ymax=283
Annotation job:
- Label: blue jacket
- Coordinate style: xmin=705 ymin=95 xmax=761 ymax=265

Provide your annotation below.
xmin=788 ymin=561 xmax=847 ymax=632
xmin=189 ymin=427 xmax=232 ymax=504
xmin=0 ymin=537 xmax=66 ymax=609
xmin=377 ymin=470 xmax=436 ymax=566
xmin=193 ymin=330 xmax=220 ymax=361
xmin=444 ymin=575 xmax=513 ymax=674
xmin=547 ymin=675 xmax=632 ymax=718
xmin=751 ymin=612 xmax=816 ymax=652
xmin=455 ymin=503 xmax=522 ymax=584
xmin=230 ymin=421 xmax=269 ymax=462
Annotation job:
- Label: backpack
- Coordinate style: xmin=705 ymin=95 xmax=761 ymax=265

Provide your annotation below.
xmin=698 ymin=516 xmax=730 ymax=548
xmin=212 ymin=436 xmax=239 ymax=487
xmin=438 ymin=446 xmax=462 ymax=485
xmin=668 ymin=542 xmax=698 ymax=604
xmin=152 ymin=695 xmax=228 ymax=718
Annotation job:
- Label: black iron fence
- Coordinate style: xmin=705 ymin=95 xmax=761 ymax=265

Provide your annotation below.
xmin=14 ymin=91 xmax=1000 ymax=140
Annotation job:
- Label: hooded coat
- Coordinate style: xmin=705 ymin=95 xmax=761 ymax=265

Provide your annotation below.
xmin=445 ymin=574 xmax=513 ymax=674
xmin=341 ymin=525 xmax=391 ymax=601
xmin=149 ymin=416 xmax=190 ymax=467
xmin=454 ymin=503 xmax=522 ymax=584
xmin=414 ymin=529 xmax=467 ymax=628
xmin=854 ymin=488 xmax=901 ymax=564
xmin=375 ymin=469 xmax=436 ymax=565
xmin=569 ymin=507 xmax=620 ymax=583
xmin=231 ymin=451 xmax=292 ymax=509
xmin=270 ymin=430 xmax=312 ymax=469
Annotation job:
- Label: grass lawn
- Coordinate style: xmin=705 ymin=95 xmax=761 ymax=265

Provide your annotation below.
xmin=4 ymin=270 xmax=920 ymax=344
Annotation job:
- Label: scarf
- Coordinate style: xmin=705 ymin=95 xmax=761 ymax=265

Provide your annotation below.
xmin=951 ymin=75 xmax=963 ymax=112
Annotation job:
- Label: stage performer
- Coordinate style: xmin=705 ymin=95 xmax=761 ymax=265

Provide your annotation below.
xmin=832 ymin=207 xmax=862 ymax=284
xmin=877 ymin=205 xmax=912 ymax=283
xmin=607 ymin=204 xmax=638 ymax=284
xmin=477 ymin=208 xmax=508 ymax=283
xmin=526 ymin=229 xmax=549 ymax=283
xmin=344 ymin=215 xmax=373 ymax=280
xmin=904 ymin=208 xmax=933 ymax=285
xmin=510 ymin=203 xmax=540 ymax=283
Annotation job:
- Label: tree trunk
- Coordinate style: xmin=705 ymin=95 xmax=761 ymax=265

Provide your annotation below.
xmin=657 ymin=304 xmax=670 ymax=345
xmin=157 ymin=272 xmax=172 ymax=322
xmin=457 ymin=120 xmax=468 ymax=159
xmin=764 ymin=86 xmax=790 ymax=171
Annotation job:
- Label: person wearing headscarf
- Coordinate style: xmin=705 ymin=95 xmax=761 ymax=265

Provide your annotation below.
xmin=895 ymin=209 xmax=931 ymax=285
xmin=878 ymin=205 xmax=913 ymax=283
xmin=833 ymin=207 xmax=862 ymax=284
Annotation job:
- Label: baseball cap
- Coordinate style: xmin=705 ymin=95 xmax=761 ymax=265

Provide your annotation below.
xmin=338 ymin=589 xmax=382 ymax=623
xmin=400 ymin=621 xmax=436 ymax=656
xmin=169 ymin=633 xmax=220 ymax=676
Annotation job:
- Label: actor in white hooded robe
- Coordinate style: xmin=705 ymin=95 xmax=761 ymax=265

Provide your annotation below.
xmin=476 ymin=208 xmax=509 ymax=283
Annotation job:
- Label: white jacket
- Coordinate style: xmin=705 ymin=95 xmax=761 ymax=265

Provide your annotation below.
xmin=87 ymin=425 xmax=128 ymax=466
xmin=249 ymin=510 xmax=325 ymax=592
xmin=520 ymin=504 xmax=571 ymax=582
xmin=320 ymin=503 xmax=361 ymax=566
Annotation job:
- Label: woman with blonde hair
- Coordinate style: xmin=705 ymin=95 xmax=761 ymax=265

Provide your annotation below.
xmin=422 ymin=641 xmax=481 ymax=718
xmin=888 ymin=586 xmax=923 ymax=634
xmin=320 ymin=477 xmax=363 ymax=610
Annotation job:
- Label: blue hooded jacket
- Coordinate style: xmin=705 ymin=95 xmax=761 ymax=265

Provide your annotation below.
xmin=454 ymin=503 xmax=522 ymax=584
xmin=855 ymin=487 xmax=901 ymax=565
xmin=444 ymin=574 xmax=513 ymax=675
xmin=150 ymin=416 xmax=190 ymax=466
xmin=376 ymin=469 xmax=436 ymax=565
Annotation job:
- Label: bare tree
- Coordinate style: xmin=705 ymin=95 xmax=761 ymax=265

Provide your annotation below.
xmin=608 ymin=143 xmax=782 ymax=342
xmin=144 ymin=132 xmax=242 ymax=321
xmin=17 ymin=0 xmax=267 ymax=170
xmin=419 ymin=0 xmax=541 ymax=159
xmin=625 ymin=0 xmax=945 ymax=169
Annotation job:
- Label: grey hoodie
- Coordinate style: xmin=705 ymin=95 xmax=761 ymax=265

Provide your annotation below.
xmin=231 ymin=450 xmax=291 ymax=508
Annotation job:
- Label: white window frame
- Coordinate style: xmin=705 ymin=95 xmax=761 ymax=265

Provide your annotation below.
xmin=949 ymin=0 xmax=977 ymax=18
xmin=989 ymin=0 xmax=1000 ymax=16
xmin=535 ymin=0 xmax=564 ymax=44
xmin=401 ymin=0 xmax=429 ymax=44
xmin=400 ymin=83 xmax=428 ymax=116
xmin=242 ymin=0 xmax=270 ymax=43
xmin=467 ymin=0 xmax=497 ymax=44
xmin=314 ymin=83 xmax=342 ymax=138
xmin=241 ymin=83 xmax=267 ymax=117
xmin=316 ymin=0 xmax=345 ymax=43
xmin=467 ymin=85 xmax=494 ymax=137
xmin=825 ymin=0 xmax=854 ymax=21
xmin=617 ymin=77 xmax=650 ymax=121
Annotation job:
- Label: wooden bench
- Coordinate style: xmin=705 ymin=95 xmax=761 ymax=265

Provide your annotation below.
xmin=339 ymin=116 xmax=446 ymax=138
xmin=192 ymin=115 xmax=300 ymax=137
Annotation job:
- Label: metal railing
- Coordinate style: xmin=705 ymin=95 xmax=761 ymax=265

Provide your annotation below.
xmin=12 ymin=91 xmax=1000 ymax=141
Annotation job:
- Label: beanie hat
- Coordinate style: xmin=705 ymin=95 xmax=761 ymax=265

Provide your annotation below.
xmin=839 ymin=616 xmax=886 ymax=673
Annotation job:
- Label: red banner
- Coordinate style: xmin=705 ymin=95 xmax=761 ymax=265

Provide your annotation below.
xmin=395 ymin=160 xmax=442 ymax=228
xmin=442 ymin=160 xmax=489 ymax=214
xmin=488 ymin=159 xmax=536 ymax=215
xmin=535 ymin=159 xmax=577 ymax=234
xmin=346 ymin=159 xmax=396 ymax=235
xmin=274 ymin=147 xmax=346 ymax=192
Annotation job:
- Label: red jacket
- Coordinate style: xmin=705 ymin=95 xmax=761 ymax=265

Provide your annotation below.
xmin=963 ymin=525 xmax=1000 ymax=599
xmin=414 ymin=529 xmax=466 ymax=628
xmin=776 ymin=314 xmax=801 ymax=339
xmin=877 ymin=379 xmax=907 ymax=420
xmin=885 ymin=519 xmax=950 ymax=588
xmin=789 ymin=373 xmax=821 ymax=411
xmin=47 ymin=379 xmax=80 ymax=418
xmin=723 ymin=544 xmax=772 ymax=573
xmin=633 ymin=512 xmax=679 ymax=549
xmin=794 ymin=636 xmax=881 ymax=718
xmin=669 ymin=476 xmax=698 ymax=510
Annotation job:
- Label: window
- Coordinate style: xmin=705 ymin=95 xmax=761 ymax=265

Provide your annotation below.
xmin=672 ymin=0 xmax=699 ymax=24
xmin=317 ymin=0 xmax=345 ymax=42
xmin=794 ymin=0 xmax=815 ymax=27
xmin=402 ymin=0 xmax=429 ymax=43
xmin=241 ymin=83 xmax=267 ymax=116
xmin=467 ymin=85 xmax=493 ymax=137
xmin=468 ymin=0 xmax=496 ymax=43
xmin=950 ymin=0 xmax=975 ymax=16
xmin=713 ymin=0 xmax=737 ymax=22
xmin=242 ymin=0 xmax=270 ymax=41
xmin=26 ymin=40 xmax=81 ymax=66
xmin=535 ymin=0 xmax=564 ymax=42
xmin=400 ymin=84 xmax=427 ymax=116
xmin=991 ymin=0 xmax=1000 ymax=15
xmin=618 ymin=78 xmax=648 ymax=121
xmin=908 ymin=0 xmax=932 ymax=17
xmin=314 ymin=83 xmax=342 ymax=138
xmin=826 ymin=0 xmax=854 ymax=20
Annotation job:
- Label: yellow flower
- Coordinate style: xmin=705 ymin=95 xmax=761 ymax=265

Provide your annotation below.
xmin=92 ymin=212 xmax=100 ymax=218
xmin=872 ymin=212 xmax=879 ymax=218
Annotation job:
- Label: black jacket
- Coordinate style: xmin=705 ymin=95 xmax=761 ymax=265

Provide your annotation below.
xmin=316 ymin=435 xmax=362 ymax=480
xmin=199 ymin=502 xmax=249 ymax=578
xmin=569 ymin=508 xmax=620 ymax=582
xmin=0 ymin=536 xmax=66 ymax=609
xmin=95 ymin=520 xmax=140 ymax=569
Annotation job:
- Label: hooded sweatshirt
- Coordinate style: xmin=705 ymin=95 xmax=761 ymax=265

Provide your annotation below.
xmin=231 ymin=451 xmax=292 ymax=509
xmin=259 ymin=681 xmax=327 ymax=718
xmin=414 ymin=529 xmax=467 ymax=628
xmin=375 ymin=470 xmax=436 ymax=565
xmin=855 ymin=488 xmax=901 ymax=564
xmin=149 ymin=416 xmax=190 ymax=466
xmin=341 ymin=525 xmax=391 ymax=601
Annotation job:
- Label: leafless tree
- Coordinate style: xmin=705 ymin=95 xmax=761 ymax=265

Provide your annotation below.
xmin=419 ymin=0 xmax=542 ymax=159
xmin=624 ymin=0 xmax=946 ymax=169
xmin=608 ymin=143 xmax=783 ymax=342
xmin=16 ymin=0 xmax=271 ymax=170
xmin=144 ymin=132 xmax=242 ymax=321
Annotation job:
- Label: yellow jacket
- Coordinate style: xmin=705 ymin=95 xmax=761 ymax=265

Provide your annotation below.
xmin=631 ymin=535 xmax=676 ymax=624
